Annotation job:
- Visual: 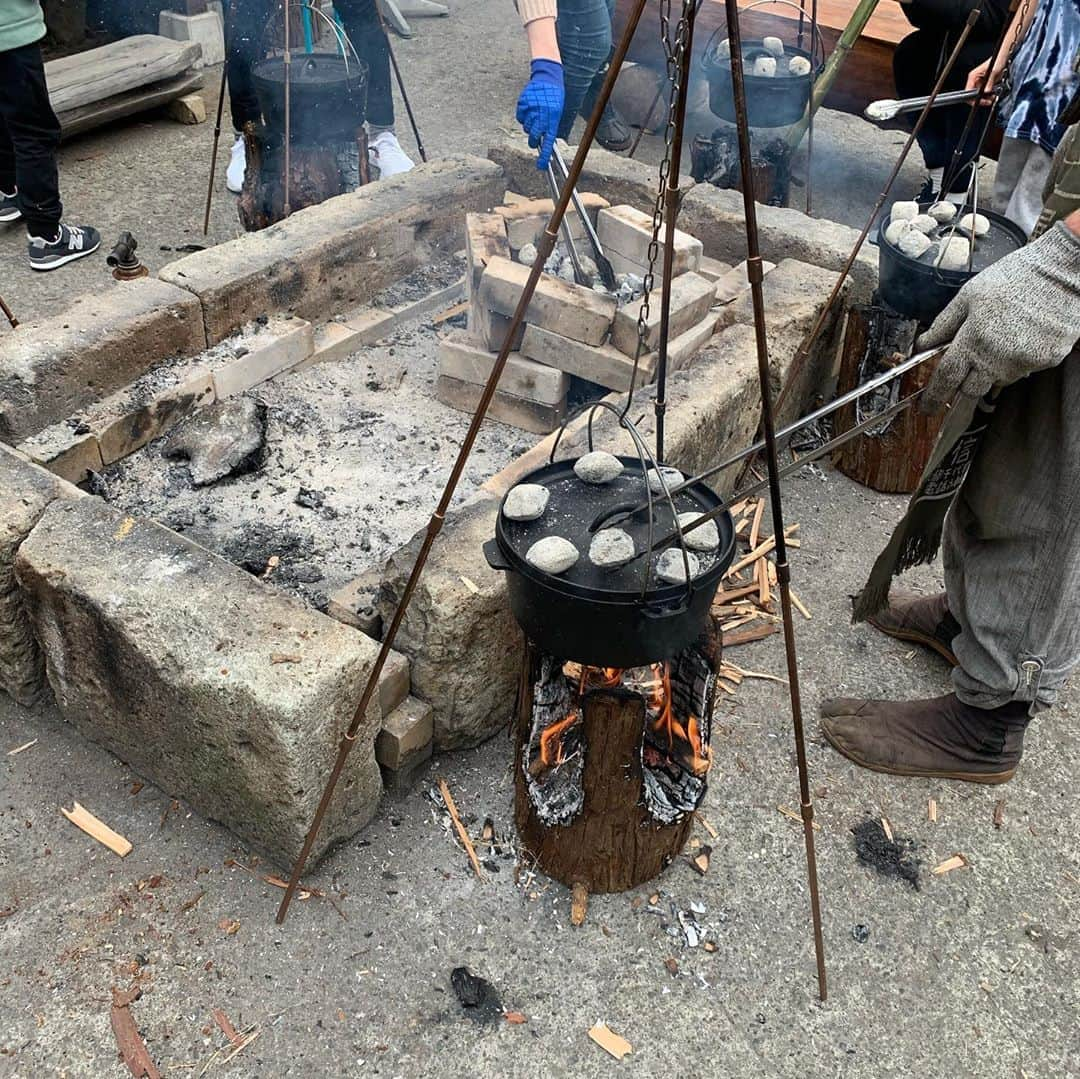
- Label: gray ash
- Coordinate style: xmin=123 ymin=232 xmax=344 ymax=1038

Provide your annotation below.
xmin=852 ymin=818 xmax=921 ymax=890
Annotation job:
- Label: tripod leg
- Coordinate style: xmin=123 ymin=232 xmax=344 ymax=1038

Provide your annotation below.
xmin=203 ymin=61 xmax=229 ymax=236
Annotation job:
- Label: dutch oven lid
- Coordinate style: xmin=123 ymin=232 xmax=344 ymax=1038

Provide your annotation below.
xmin=495 ymin=456 xmax=736 ymax=605
xmin=252 ymin=52 xmax=366 ymax=88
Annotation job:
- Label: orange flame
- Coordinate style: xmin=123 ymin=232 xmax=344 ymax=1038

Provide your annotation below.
xmin=539 ymin=709 xmax=579 ymax=767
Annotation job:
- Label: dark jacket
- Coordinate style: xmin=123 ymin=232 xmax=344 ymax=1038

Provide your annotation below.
xmin=899 ymin=0 xmax=1012 ymax=40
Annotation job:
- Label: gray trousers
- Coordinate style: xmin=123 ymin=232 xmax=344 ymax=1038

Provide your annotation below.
xmin=994 ymin=136 xmax=1055 ymax=237
xmin=945 ymin=350 xmax=1080 ymax=710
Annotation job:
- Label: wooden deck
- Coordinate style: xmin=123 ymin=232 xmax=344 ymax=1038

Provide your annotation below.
xmin=616 ymin=0 xmax=912 ymax=114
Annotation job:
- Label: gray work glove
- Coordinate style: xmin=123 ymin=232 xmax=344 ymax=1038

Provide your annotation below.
xmin=917 ymin=220 xmax=1080 ymax=414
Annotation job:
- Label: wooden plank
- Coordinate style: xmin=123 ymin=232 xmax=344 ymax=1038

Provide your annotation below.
xmin=58 ymin=73 xmax=205 ymax=139
xmin=61 ymin=801 xmax=133 ymax=857
xmin=46 ymin=35 xmax=202 ymax=114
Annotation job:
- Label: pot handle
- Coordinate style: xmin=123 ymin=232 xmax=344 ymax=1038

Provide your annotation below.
xmin=483 ymin=538 xmax=511 ymax=572
xmin=642 ymin=591 xmax=694 ymax=620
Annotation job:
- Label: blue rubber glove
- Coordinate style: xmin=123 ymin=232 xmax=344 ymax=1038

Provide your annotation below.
xmin=516 ymin=58 xmax=565 ymax=170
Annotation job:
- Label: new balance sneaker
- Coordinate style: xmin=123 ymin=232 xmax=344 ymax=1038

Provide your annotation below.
xmin=28 ymin=223 xmax=101 ymax=271
xmin=368 ymin=130 xmax=414 ymax=179
xmin=0 ymin=190 xmax=20 ymax=223
xmin=226 ymin=135 xmax=246 ymax=194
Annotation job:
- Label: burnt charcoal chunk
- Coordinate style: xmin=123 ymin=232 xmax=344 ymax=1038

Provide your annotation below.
xmin=450 ymin=967 xmax=502 ymax=1023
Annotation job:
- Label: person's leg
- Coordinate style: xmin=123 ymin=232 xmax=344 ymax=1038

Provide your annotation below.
xmin=333 ymin=0 xmax=394 ymax=130
xmin=0 ymin=43 xmax=62 ymax=237
xmin=0 ymin=109 xmax=18 ymax=221
xmin=224 ymin=0 xmax=264 ymax=131
xmin=576 ymin=0 xmax=630 ymax=150
xmin=1000 ymin=142 xmax=1055 ymax=235
xmin=555 ymin=0 xmax=614 ymax=141
xmin=945 ymin=354 xmax=1080 ymax=713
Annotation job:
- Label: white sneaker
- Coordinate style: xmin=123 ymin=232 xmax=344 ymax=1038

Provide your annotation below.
xmin=368 ymin=130 xmax=414 ymax=179
xmin=226 ymin=135 xmax=246 ymax=194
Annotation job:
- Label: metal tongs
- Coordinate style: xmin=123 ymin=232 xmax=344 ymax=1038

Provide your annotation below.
xmin=864 ymin=88 xmax=982 ymax=124
xmin=591 ymin=344 xmax=947 ymax=553
xmin=551 ymin=144 xmax=618 ymax=291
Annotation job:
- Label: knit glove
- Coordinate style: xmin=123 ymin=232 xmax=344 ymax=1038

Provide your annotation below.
xmin=516 ymin=59 xmax=565 ymax=170
xmin=918 ymin=221 xmax=1080 ymax=413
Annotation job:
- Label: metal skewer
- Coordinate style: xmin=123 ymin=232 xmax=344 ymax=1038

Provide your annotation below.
xmin=722 ymin=0 xmax=827 ymax=1000
xmin=276 ymin=0 xmax=653 ymax=925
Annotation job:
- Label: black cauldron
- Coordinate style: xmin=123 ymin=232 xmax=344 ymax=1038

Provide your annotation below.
xmin=252 ymin=52 xmax=368 ymax=144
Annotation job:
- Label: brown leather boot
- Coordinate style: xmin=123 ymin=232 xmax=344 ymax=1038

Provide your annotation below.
xmin=867 ymin=591 xmax=960 ymax=666
xmin=820 ymin=693 xmax=1030 ymax=784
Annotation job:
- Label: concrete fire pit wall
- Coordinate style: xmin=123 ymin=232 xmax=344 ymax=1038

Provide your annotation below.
xmin=379 ymin=257 xmax=846 ymax=750
xmin=159 ymin=156 xmax=506 ymax=344
xmin=14 ymin=497 xmax=384 ymax=869
xmin=487 ymin=134 xmax=879 ymax=303
xmin=0 ymin=444 xmax=83 ymax=705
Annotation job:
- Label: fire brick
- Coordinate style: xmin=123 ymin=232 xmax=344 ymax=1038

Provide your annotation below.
xmin=610 ymin=271 xmax=716 ymax=356
xmin=375 ymin=695 xmax=434 ymax=771
xmin=596 ymin=204 xmax=703 ymax=276
xmin=519 ymin=324 xmax=657 ymax=393
xmin=439 ymin=330 xmax=568 ymax=406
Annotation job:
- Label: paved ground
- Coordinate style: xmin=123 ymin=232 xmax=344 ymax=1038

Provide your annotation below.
xmin=0 ymin=6 xmax=996 ymax=328
xmin=3 ymin=463 xmax=1078 ymax=1078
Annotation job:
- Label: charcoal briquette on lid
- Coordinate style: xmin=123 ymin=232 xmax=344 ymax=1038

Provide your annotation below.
xmin=573 ymin=451 xmax=623 ymax=485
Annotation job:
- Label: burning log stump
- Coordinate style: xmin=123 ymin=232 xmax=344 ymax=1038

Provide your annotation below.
xmin=833 ymin=304 xmax=945 ymax=494
xmin=237 ymin=122 xmax=369 ymax=232
xmin=691 ymin=126 xmax=792 ymax=206
xmin=513 ymin=624 xmax=722 ymax=899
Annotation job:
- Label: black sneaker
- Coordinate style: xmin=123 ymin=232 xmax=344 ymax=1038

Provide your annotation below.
xmin=0 ymin=191 xmax=20 ymax=223
xmin=28 ymin=223 xmax=100 ymax=271
xmin=595 ymin=105 xmax=632 ymax=152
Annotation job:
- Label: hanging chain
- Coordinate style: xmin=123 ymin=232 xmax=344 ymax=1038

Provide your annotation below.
xmin=623 ymin=0 xmax=694 ymax=418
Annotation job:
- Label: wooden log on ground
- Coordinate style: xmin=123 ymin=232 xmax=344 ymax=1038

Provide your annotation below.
xmin=832 ymin=304 xmax=943 ymax=494
xmin=58 ymin=72 xmax=205 ymax=137
xmin=690 ymin=126 xmax=791 ymax=205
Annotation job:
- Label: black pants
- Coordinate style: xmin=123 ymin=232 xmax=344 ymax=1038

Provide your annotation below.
xmin=0 ymin=41 xmax=62 ymax=237
xmin=225 ymin=0 xmax=394 ymax=132
xmin=893 ymin=29 xmax=995 ymax=190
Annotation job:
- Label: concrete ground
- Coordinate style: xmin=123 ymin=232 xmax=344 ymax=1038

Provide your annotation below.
xmin=3 ymin=463 xmax=1078 ymax=1078
xmin=0 ymin=5 xmax=996 ymax=329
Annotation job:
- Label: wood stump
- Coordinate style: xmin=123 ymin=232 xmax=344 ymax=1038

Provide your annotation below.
xmin=513 ymin=640 xmax=724 ymax=898
xmin=237 ymin=122 xmax=369 ymax=231
xmin=691 ymin=126 xmax=792 ymax=206
xmin=833 ymin=304 xmax=945 ymax=494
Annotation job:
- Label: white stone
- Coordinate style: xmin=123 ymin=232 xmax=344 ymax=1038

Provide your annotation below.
xmin=753 ymin=56 xmax=777 ymax=77
xmin=884 ymin=219 xmax=911 ymax=246
xmin=787 ymin=55 xmax=811 ymax=76
xmin=928 ymin=201 xmax=957 ymax=223
xmin=959 ymin=212 xmax=990 ymax=237
xmin=647 ymin=466 xmax=684 ymax=494
xmin=676 ymin=512 xmax=720 ymax=551
xmin=503 ymin=483 xmax=549 ymax=521
xmin=656 ymin=548 xmax=700 ymax=584
xmin=909 ymin=214 xmax=937 ymax=235
xmin=763 ymin=36 xmax=785 ymax=57
xmin=526 ymin=536 xmax=579 ymax=575
xmin=898 ymin=230 xmax=932 ymax=259
xmin=936 ymin=235 xmax=972 ymax=271
xmin=890 ymin=200 xmax=919 ymax=221
xmin=589 ymin=529 xmax=635 ymax=568
xmin=574 ymin=450 xmax=624 ymax=485
xmin=518 ymin=242 xmax=538 ymax=266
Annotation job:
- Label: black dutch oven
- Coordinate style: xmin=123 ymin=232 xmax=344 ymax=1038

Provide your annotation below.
xmin=875 ymin=204 xmax=1026 ymax=324
xmin=483 ymin=455 xmax=736 ymax=667
xmin=252 ymin=52 xmax=368 ymax=144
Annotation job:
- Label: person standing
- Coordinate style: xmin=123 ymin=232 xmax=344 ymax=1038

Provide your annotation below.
xmin=223 ymin=0 xmax=413 ymax=193
xmin=0 ymin=0 xmax=100 ymax=270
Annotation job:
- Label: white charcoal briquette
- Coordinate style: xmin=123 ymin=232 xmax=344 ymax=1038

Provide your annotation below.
xmin=518 ymin=242 xmax=538 ymax=266
xmin=574 ymin=450 xmax=624 ymax=485
xmin=884 ymin=219 xmax=912 ymax=246
xmin=898 ymin=230 xmax=932 ymax=258
xmin=753 ymin=56 xmax=777 ymax=77
xmin=909 ymin=213 xmax=937 ymax=235
xmin=676 ymin=512 xmax=720 ymax=551
xmin=502 ymin=483 xmax=549 ymax=521
xmin=890 ymin=200 xmax=919 ymax=221
xmin=927 ymin=201 xmax=957 ymax=223
xmin=656 ymin=548 xmax=700 ymax=584
xmin=959 ymin=212 xmax=990 ymax=237
xmin=647 ymin=465 xmax=684 ymax=494
xmin=589 ymin=528 xmax=635 ymax=569
xmin=714 ymin=37 xmax=732 ymax=58
xmin=787 ymin=55 xmax=811 ymax=76
xmin=526 ymin=536 xmax=579 ymax=575
xmin=936 ymin=235 xmax=972 ymax=270
xmin=763 ymin=36 xmax=784 ymax=57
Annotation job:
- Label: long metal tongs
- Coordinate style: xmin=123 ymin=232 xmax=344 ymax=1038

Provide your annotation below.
xmin=551 ymin=144 xmax=618 ymax=290
xmin=592 ymin=344 xmax=945 ymax=533
xmin=545 ymin=162 xmax=590 ymax=286
xmin=864 ymin=88 xmax=982 ymax=123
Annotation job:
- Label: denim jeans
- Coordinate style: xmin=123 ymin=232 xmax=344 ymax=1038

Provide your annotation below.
xmin=945 ymin=347 xmax=1080 ymax=712
xmin=225 ymin=0 xmax=394 ymax=132
xmin=556 ymin=0 xmax=616 ymax=140
xmin=0 ymin=42 xmax=62 ymax=237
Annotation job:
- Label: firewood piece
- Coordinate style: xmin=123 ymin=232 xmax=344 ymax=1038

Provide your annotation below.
xmin=432 ymin=300 xmax=469 ymax=325
xmin=61 ymin=802 xmax=132 ymax=857
xmin=726 ymin=526 xmax=798 ymax=578
xmin=723 ymin=623 xmax=780 ymax=647
xmin=778 ymin=805 xmax=821 ymax=831
xmin=749 ymin=498 xmax=766 ymax=549
xmin=212 ymin=1009 xmax=243 ymax=1048
xmin=571 ymin=881 xmax=589 ymax=926
xmin=690 ymin=845 xmax=712 ymax=875
xmin=932 ymin=853 xmax=970 ymax=875
xmin=589 ymin=1023 xmax=633 ymax=1061
xmin=790 ymin=589 xmax=812 ymax=620
xmin=438 ymin=778 xmax=485 ymax=881
xmin=7 ymin=738 xmax=36 ymax=755
xmin=928 ymin=798 xmax=938 ymax=823
xmin=696 ymin=813 xmax=719 ymax=839
xmin=713 ymin=583 xmax=761 ymax=605
xmin=757 ymin=559 xmax=770 ymax=606
xmin=881 ymin=816 xmax=894 ymax=843
xmin=993 ymin=799 xmax=1006 ymax=829
xmin=110 ymin=988 xmax=161 ymax=1079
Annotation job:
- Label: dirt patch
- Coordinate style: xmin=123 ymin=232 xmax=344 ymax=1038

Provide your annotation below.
xmin=852 ymin=817 xmax=921 ymax=890
xmin=95 ymin=314 xmax=531 ymax=611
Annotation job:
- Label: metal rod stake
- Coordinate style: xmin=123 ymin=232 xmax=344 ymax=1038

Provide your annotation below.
xmin=383 ymin=24 xmax=427 ymax=162
xmin=203 ymin=58 xmax=229 ymax=235
xmin=655 ymin=0 xmax=698 ymax=461
xmin=283 ymin=0 xmax=293 ymax=218
xmin=723 ymin=0 xmax=827 ymax=1000
xmin=0 ymin=290 xmax=17 ymax=329
xmin=276 ymin=0 xmax=653 ymax=925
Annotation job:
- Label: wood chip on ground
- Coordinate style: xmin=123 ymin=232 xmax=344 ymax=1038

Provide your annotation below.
xmin=61 ymin=802 xmax=132 ymax=857
xmin=589 ymin=1023 xmax=633 ymax=1060
xmin=932 ymin=853 xmax=970 ymax=875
